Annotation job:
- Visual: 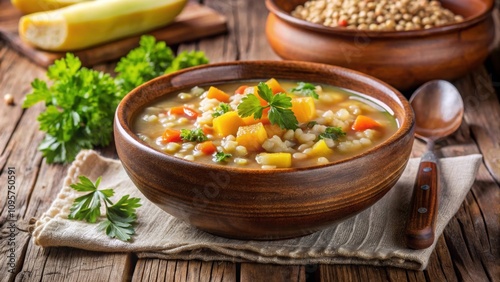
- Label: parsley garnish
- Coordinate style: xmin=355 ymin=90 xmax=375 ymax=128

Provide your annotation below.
xmin=180 ymin=128 xmax=208 ymax=142
xmin=318 ymin=127 xmax=346 ymax=140
xmin=165 ymin=50 xmax=209 ymax=74
xmin=290 ymin=82 xmax=319 ymax=99
xmin=212 ymin=103 xmax=231 ymax=118
xmin=237 ymin=82 xmax=298 ymax=130
xmin=68 ymin=176 xmax=141 ymax=242
xmin=306 ymin=121 xmax=318 ymax=128
xmin=213 ymin=151 xmax=232 ymax=162
xmin=22 ymin=54 xmax=120 ymax=163
xmin=114 ymin=35 xmax=175 ymax=94
xmin=23 ymin=35 xmax=209 ymax=163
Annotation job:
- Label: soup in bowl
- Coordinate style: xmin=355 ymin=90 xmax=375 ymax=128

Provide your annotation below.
xmin=114 ymin=61 xmax=415 ymax=239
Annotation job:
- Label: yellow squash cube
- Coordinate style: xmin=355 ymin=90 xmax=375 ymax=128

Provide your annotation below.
xmin=256 ymin=152 xmax=292 ymax=168
xmin=212 ymin=111 xmax=245 ymax=137
xmin=309 ymin=139 xmax=334 ymax=157
xmin=236 ymin=122 xmax=268 ymax=151
xmin=291 ymin=96 xmax=316 ymax=123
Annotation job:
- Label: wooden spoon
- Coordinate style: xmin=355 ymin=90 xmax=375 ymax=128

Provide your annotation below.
xmin=405 ymin=80 xmax=464 ymax=249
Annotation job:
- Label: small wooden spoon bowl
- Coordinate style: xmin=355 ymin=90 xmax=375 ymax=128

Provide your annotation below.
xmin=265 ymin=0 xmax=495 ymax=90
xmin=114 ymin=61 xmax=415 ymax=240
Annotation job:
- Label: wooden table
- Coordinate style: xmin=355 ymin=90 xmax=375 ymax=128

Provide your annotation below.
xmin=1 ymin=1 xmax=499 ymax=281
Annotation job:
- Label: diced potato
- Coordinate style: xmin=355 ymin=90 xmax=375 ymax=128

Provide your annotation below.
xmin=236 ymin=122 xmax=268 ymax=151
xmin=212 ymin=111 xmax=245 ymax=137
xmin=291 ymin=96 xmax=316 ymax=123
xmin=266 ymin=78 xmax=286 ymax=94
xmin=308 ymin=139 xmax=334 ymax=157
xmin=256 ymin=152 xmax=292 ymax=168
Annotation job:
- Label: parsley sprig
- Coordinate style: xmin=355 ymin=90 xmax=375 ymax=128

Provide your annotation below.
xmin=68 ymin=176 xmax=141 ymax=242
xmin=290 ymin=82 xmax=319 ymax=99
xmin=237 ymin=82 xmax=298 ymax=130
xmin=22 ymin=54 xmax=120 ymax=163
xmin=180 ymin=128 xmax=207 ymax=142
xmin=318 ymin=126 xmax=346 ymax=141
xmin=213 ymin=151 xmax=232 ymax=162
xmin=212 ymin=103 xmax=231 ymax=118
xmin=23 ymin=35 xmax=209 ymax=163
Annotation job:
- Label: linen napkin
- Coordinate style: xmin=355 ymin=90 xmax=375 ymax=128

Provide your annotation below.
xmin=32 ymin=150 xmax=482 ymax=270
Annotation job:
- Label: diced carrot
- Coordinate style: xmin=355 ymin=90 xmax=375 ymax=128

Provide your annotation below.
xmin=196 ymin=141 xmax=217 ymax=155
xmin=352 ymin=115 xmax=381 ymax=131
xmin=242 ymin=108 xmax=270 ymax=125
xmin=162 ymin=128 xmax=182 ymax=143
xmin=291 ymin=97 xmax=316 ymax=123
xmin=207 ymin=86 xmax=231 ymax=102
xmin=213 ymin=111 xmax=245 ymax=137
xmin=202 ymin=125 xmax=213 ymax=135
xmin=168 ymin=106 xmax=199 ymax=119
xmin=266 ymin=78 xmax=286 ymax=94
xmin=264 ymin=123 xmax=285 ymax=138
xmin=235 ymin=85 xmax=249 ymax=94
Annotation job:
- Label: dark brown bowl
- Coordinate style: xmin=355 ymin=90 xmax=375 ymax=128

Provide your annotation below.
xmin=114 ymin=61 xmax=415 ymax=240
xmin=265 ymin=0 xmax=496 ymax=90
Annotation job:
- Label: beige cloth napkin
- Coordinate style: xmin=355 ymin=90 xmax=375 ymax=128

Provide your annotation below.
xmin=32 ymin=150 xmax=482 ymax=270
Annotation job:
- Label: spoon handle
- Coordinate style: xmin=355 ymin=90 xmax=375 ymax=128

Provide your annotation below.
xmin=405 ymin=152 xmax=439 ymax=249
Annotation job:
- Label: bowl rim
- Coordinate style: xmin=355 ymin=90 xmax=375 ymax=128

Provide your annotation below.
xmin=115 ymin=60 xmax=415 ymax=174
xmin=265 ymin=0 xmax=494 ymax=38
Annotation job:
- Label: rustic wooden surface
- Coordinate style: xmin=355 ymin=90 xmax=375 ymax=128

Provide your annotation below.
xmin=0 ymin=0 xmax=499 ymax=281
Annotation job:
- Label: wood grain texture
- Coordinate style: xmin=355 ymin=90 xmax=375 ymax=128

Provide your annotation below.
xmin=240 ymin=263 xmax=306 ymax=282
xmin=405 ymin=161 xmax=439 ymax=250
xmin=0 ymin=0 xmax=498 ymax=281
xmin=132 ymin=259 xmax=236 ymax=282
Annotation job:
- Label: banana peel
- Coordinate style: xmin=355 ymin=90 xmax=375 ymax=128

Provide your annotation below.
xmin=19 ymin=0 xmax=188 ymax=51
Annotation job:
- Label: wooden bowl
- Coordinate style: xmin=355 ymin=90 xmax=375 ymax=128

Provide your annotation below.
xmin=114 ymin=61 xmax=415 ymax=240
xmin=265 ymin=0 xmax=496 ymax=90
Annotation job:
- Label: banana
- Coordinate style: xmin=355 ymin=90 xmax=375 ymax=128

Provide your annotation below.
xmin=19 ymin=0 xmax=188 ymax=51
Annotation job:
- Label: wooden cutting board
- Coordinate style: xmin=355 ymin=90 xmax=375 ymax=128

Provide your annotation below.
xmin=0 ymin=0 xmax=227 ymax=67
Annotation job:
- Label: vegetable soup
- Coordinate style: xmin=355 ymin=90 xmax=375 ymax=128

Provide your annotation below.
xmin=133 ymin=79 xmax=398 ymax=169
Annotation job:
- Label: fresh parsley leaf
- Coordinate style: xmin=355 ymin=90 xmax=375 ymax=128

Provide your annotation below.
xmin=268 ymin=105 xmax=298 ymax=130
xmin=237 ymin=94 xmax=263 ymax=118
xmin=180 ymin=128 xmax=208 ymax=142
xmin=213 ymin=151 xmax=232 ymax=163
xmin=257 ymin=82 xmax=274 ymax=102
xmin=238 ymin=94 xmax=264 ymax=119
xmin=318 ymin=126 xmax=346 ymax=141
xmin=68 ymin=176 xmax=114 ymax=223
xmin=99 ymin=195 xmax=141 ymax=241
xmin=68 ymin=176 xmax=141 ymax=242
xmin=212 ymin=103 xmax=231 ymax=118
xmin=23 ymin=53 xmax=120 ymax=163
xmin=237 ymin=82 xmax=298 ymax=130
xmin=290 ymin=82 xmax=319 ymax=99
xmin=115 ymin=35 xmax=175 ymax=94
xmin=165 ymin=50 xmax=209 ymax=74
